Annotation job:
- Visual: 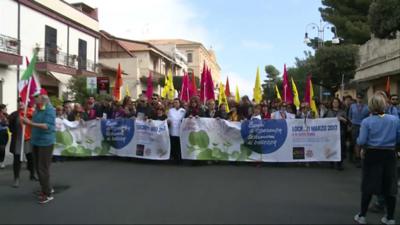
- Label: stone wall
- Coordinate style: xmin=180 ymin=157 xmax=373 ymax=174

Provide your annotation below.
xmin=355 ymin=36 xmax=400 ymax=82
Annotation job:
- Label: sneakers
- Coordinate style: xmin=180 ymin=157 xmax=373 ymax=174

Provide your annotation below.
xmin=35 ymin=188 xmax=55 ymax=197
xmin=38 ymin=194 xmax=54 ymax=204
xmin=354 ymin=214 xmax=367 ymax=224
xmin=0 ymin=163 xmax=5 ymax=169
xmin=381 ymin=216 xmax=396 ymax=225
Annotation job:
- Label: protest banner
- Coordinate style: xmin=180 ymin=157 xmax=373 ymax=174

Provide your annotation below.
xmin=54 ymin=118 xmax=170 ymax=160
xmin=180 ymin=118 xmax=341 ymax=162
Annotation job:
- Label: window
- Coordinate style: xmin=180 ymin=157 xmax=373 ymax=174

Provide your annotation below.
xmin=78 ymin=39 xmax=87 ymax=70
xmin=45 ymin=25 xmax=57 ymax=63
xmin=187 ymin=52 xmax=193 ymax=63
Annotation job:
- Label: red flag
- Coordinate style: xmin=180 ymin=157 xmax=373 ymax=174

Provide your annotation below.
xmin=206 ymin=67 xmax=215 ymax=100
xmin=225 ymin=77 xmax=231 ymax=97
xmin=189 ymin=72 xmax=197 ymax=98
xmin=386 ymin=76 xmax=391 ymax=97
xmin=282 ymin=64 xmax=293 ymax=104
xmin=180 ymin=73 xmax=190 ymax=102
xmin=146 ymin=72 xmax=153 ymax=102
xmin=200 ymin=62 xmax=207 ymax=103
xmin=19 ymin=57 xmax=40 ymax=106
xmin=113 ymin=63 xmax=123 ymax=101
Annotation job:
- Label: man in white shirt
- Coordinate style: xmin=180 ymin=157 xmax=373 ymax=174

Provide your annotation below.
xmin=167 ymin=98 xmax=186 ymax=164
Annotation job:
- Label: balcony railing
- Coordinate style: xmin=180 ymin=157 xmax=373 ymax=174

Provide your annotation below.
xmin=36 ymin=48 xmax=96 ymax=72
xmin=77 ymin=57 xmax=96 ymax=72
xmin=0 ymin=34 xmax=19 ymax=55
xmin=37 ymin=47 xmax=71 ymax=67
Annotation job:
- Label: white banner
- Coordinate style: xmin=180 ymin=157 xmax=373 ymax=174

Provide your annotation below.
xmin=54 ymin=118 xmax=170 ymax=160
xmin=180 ymin=118 xmax=341 ymax=162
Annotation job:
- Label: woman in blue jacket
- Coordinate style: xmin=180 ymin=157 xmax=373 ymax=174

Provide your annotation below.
xmin=354 ymin=93 xmax=400 ymax=225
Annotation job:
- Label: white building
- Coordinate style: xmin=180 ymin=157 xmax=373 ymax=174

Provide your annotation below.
xmin=0 ymin=0 xmax=100 ymax=111
xmin=152 ymin=44 xmax=188 ymax=76
xmin=99 ymin=31 xmax=187 ymax=99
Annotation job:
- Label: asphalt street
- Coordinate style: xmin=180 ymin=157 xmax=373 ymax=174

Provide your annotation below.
xmin=0 ymin=158 xmax=399 ymax=224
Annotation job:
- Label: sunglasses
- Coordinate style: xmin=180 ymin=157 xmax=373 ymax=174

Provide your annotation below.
xmin=391 ymin=98 xmax=398 ymax=101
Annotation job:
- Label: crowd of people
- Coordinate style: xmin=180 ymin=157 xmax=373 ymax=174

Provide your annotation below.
xmin=0 ymin=89 xmax=399 ymax=223
xmin=49 ymin=91 xmax=400 ymax=171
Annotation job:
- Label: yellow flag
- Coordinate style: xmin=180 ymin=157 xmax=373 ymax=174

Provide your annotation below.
xmin=291 ymin=78 xmax=300 ymax=109
xmin=166 ymin=70 xmax=175 ymax=100
xmin=161 ymin=74 xmax=169 ymax=98
xmin=235 ymin=85 xmax=240 ymax=103
xmin=275 ymin=85 xmax=282 ymax=100
xmin=253 ymin=67 xmax=262 ymax=104
xmin=309 ymin=79 xmax=318 ymax=117
xmin=125 ymin=84 xmax=131 ymax=97
xmin=218 ymin=83 xmax=230 ymax=112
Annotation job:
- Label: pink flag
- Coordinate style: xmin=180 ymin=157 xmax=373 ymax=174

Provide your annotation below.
xmin=225 ymin=77 xmax=231 ymax=97
xmin=146 ymin=72 xmax=153 ymax=102
xmin=200 ymin=62 xmax=207 ymax=103
xmin=282 ymin=64 xmax=293 ymax=104
xmin=206 ymin=67 xmax=215 ymax=100
xmin=180 ymin=73 xmax=190 ymax=102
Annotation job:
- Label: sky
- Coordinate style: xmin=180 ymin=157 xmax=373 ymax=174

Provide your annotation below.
xmin=67 ymin=0 xmax=333 ymax=96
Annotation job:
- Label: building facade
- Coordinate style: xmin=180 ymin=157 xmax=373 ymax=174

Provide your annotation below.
xmin=147 ymin=39 xmax=221 ymax=84
xmin=354 ymin=34 xmax=400 ymax=99
xmin=99 ymin=31 xmax=185 ymax=99
xmin=0 ymin=0 xmax=100 ymax=111
xmin=153 ymin=44 xmax=188 ymax=76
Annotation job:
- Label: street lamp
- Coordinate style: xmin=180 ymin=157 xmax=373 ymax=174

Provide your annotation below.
xmin=304 ymin=20 xmax=340 ymax=49
xmin=304 ymin=20 xmax=341 ymax=101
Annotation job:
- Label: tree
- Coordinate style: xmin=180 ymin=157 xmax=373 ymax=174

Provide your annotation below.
xmin=314 ymin=45 xmax=359 ymax=93
xmin=67 ymin=76 xmax=90 ymax=104
xmin=264 ymin=65 xmax=280 ymax=81
xmin=369 ymin=0 xmax=400 ymax=39
xmin=319 ymin=0 xmax=373 ymax=45
xmin=287 ymin=51 xmax=317 ymax=101
xmin=67 ymin=76 xmax=110 ymax=104
xmin=262 ymin=65 xmax=282 ymax=100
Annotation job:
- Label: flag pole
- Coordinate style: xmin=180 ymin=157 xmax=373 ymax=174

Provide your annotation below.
xmin=20 ymin=76 xmax=33 ymax=162
xmin=284 ymin=85 xmax=287 ymax=102
xmin=203 ymin=80 xmax=207 ymax=105
xmin=340 ymin=74 xmax=344 ymax=101
xmin=186 ymin=74 xmax=189 ymax=102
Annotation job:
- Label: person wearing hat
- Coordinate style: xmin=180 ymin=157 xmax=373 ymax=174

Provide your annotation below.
xmin=0 ymin=104 xmax=9 ymax=169
xmin=348 ymin=93 xmax=370 ymax=168
xmin=22 ymin=88 xmax=56 ymax=204
xmin=8 ymin=98 xmax=37 ymax=187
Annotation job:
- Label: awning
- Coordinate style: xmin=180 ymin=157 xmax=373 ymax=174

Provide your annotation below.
xmin=49 ymin=72 xmax=72 ymax=85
